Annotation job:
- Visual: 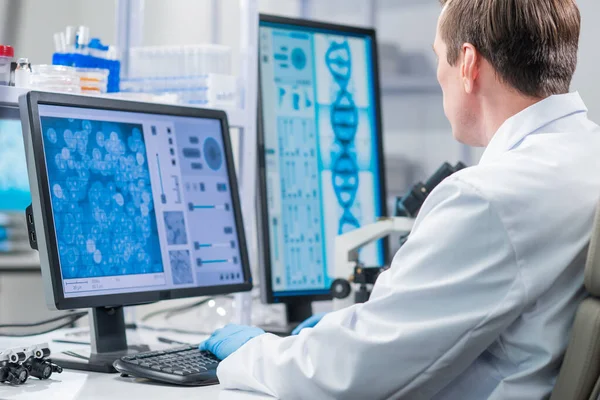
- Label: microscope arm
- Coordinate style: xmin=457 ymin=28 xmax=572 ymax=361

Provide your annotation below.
xmin=334 ymin=217 xmax=414 ymax=281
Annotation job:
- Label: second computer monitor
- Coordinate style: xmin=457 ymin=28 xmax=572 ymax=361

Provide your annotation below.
xmin=258 ymin=15 xmax=387 ymax=317
xmin=0 ymin=107 xmax=30 ymax=212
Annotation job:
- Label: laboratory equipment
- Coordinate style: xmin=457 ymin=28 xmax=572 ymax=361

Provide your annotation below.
xmin=52 ymin=26 xmax=121 ymax=93
xmin=0 ymin=343 xmax=61 ymax=385
xmin=0 ymin=46 xmax=14 ymax=86
xmin=13 ymin=58 xmax=31 ymax=89
xmin=0 ymin=104 xmax=32 ymax=255
xmin=20 ymin=91 xmax=252 ymax=373
xmin=396 ymin=162 xmax=467 ymax=218
xmin=332 ymin=217 xmax=413 ymax=307
xmin=122 ymin=45 xmax=236 ymax=108
xmin=77 ymin=68 xmax=109 ymax=94
xmin=29 ymin=65 xmax=81 ymax=94
xmin=332 ymin=162 xmax=466 ymax=304
xmin=257 ymin=15 xmax=388 ymax=333
xmin=0 ymin=106 xmax=30 ymax=213
xmin=114 ymin=344 xmax=220 ymax=386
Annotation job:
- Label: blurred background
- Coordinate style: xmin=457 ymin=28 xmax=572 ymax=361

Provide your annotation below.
xmin=2 ymin=0 xmax=597 ymax=205
xmin=0 ymin=0 xmax=597 ymax=331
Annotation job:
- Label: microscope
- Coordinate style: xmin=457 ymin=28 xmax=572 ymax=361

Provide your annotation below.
xmin=332 ymin=162 xmax=467 ymax=306
xmin=0 ymin=343 xmax=62 ymax=385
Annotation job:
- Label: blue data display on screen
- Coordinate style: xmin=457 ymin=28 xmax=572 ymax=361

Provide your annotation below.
xmin=260 ymin=22 xmax=383 ymax=296
xmin=40 ymin=117 xmax=163 ymax=279
xmin=38 ymin=105 xmax=244 ymax=298
xmin=0 ymin=119 xmax=31 ymax=211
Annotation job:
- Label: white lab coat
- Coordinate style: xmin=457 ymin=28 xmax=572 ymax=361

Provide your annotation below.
xmin=218 ymin=92 xmax=600 ymax=399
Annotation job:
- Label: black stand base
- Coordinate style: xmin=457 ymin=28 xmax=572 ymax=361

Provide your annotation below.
xmin=53 ymin=306 xmax=150 ymax=373
xmin=261 ymin=323 xmax=301 ymax=337
xmin=260 ymin=302 xmax=313 ymax=336
xmin=51 ymin=345 xmax=150 ymax=373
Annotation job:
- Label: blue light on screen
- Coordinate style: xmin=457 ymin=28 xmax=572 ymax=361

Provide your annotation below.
xmin=260 ymin=21 xmax=383 ymax=297
xmin=40 ymin=116 xmax=163 ymax=279
xmin=0 ymin=119 xmax=31 ymax=211
xmin=37 ymin=104 xmax=245 ymax=298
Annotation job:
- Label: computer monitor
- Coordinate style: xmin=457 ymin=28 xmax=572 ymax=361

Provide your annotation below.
xmin=257 ymin=15 xmax=388 ymax=330
xmin=0 ymin=106 xmax=32 ymax=253
xmin=0 ymin=107 xmax=30 ymax=212
xmin=20 ymin=91 xmax=251 ymax=372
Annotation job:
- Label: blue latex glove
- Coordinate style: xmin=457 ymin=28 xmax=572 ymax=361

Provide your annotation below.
xmin=291 ymin=312 xmax=327 ymax=335
xmin=199 ymin=324 xmax=266 ymax=360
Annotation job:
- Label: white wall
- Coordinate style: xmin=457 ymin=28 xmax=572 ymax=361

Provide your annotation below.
xmin=0 ymin=0 xmax=595 ymax=185
xmin=572 ymin=0 xmax=600 ymax=123
xmin=0 ymin=0 xmax=115 ymax=64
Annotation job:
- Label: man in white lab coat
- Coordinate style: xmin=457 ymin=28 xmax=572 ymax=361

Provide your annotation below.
xmin=201 ymin=0 xmax=600 ymax=398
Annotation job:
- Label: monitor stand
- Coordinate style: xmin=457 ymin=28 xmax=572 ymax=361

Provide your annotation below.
xmin=51 ymin=307 xmax=149 ymax=373
xmin=262 ymin=302 xmax=313 ymax=336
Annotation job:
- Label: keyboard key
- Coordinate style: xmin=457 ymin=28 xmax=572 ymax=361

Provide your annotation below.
xmin=151 ymin=365 xmax=162 ymax=371
xmin=162 ymin=367 xmax=173 ymax=373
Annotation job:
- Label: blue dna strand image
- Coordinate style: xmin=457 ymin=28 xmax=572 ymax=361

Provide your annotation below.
xmin=41 ymin=117 xmax=163 ymax=279
xmin=326 ymin=39 xmax=361 ymax=235
xmin=325 ymin=41 xmax=352 ymax=83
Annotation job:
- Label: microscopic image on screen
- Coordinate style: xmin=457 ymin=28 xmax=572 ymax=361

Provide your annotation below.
xmin=40 ymin=117 xmax=164 ymax=279
xmin=164 ymin=211 xmax=188 ymax=245
xmin=169 ymin=250 xmax=193 ymax=284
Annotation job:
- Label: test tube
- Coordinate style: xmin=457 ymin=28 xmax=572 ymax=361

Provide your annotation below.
xmin=76 ymin=26 xmax=90 ymax=53
xmin=53 ymin=32 xmax=67 ymax=53
xmin=65 ymin=26 xmax=76 ymax=53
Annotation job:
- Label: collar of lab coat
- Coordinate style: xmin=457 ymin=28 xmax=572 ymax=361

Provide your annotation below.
xmin=479 ymin=92 xmax=588 ymax=165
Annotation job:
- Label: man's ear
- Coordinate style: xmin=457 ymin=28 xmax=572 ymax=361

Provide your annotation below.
xmin=461 ymin=43 xmax=479 ymax=94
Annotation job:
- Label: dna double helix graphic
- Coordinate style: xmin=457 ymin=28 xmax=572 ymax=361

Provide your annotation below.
xmin=325 ymin=40 xmax=361 ymax=234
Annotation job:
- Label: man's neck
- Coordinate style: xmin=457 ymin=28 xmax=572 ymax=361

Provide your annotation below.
xmin=481 ymin=92 xmax=545 ymax=145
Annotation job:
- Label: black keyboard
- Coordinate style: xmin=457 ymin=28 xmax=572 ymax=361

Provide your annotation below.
xmin=113 ymin=345 xmax=220 ymax=386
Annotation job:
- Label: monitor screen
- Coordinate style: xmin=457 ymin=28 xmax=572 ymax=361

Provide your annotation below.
xmin=259 ymin=18 xmax=385 ymax=298
xmin=37 ymin=104 xmax=245 ymax=298
xmin=0 ymin=108 xmax=31 ymax=211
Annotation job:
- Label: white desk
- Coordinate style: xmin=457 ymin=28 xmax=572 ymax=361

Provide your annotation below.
xmin=0 ymin=327 xmax=272 ymax=400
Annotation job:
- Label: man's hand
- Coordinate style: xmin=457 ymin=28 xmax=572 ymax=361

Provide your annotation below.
xmin=291 ymin=313 xmax=327 ymax=335
xmin=199 ymin=324 xmax=266 ymax=360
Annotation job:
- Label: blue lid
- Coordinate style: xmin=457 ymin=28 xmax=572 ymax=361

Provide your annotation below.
xmin=88 ymin=38 xmax=109 ymax=51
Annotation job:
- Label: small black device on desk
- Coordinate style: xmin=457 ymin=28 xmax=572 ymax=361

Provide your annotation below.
xmin=114 ymin=345 xmax=220 ymax=386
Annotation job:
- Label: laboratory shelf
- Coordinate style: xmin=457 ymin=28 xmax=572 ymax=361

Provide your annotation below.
xmin=0 ymin=86 xmax=28 ymax=107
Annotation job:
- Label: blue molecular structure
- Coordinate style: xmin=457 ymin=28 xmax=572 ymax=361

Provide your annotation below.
xmin=325 ymin=40 xmax=361 ymax=234
xmin=325 ymin=41 xmax=352 ymax=82
xmin=169 ymin=250 xmax=193 ymax=284
xmin=203 ymin=137 xmax=223 ymax=171
xmin=41 ymin=117 xmax=163 ymax=279
xmin=164 ymin=211 xmax=188 ymax=245
xmin=291 ymin=48 xmax=307 ymax=70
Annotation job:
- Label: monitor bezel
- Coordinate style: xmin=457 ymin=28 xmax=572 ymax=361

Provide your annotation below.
xmin=21 ymin=91 xmax=252 ymax=310
xmin=257 ymin=14 xmax=389 ymax=304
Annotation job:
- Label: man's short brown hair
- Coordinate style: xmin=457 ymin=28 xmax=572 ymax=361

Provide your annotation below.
xmin=439 ymin=0 xmax=581 ymax=98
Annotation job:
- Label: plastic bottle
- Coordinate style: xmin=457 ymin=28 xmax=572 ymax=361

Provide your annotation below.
xmin=0 ymin=45 xmax=15 ymax=85
xmin=14 ymin=58 xmax=31 ymax=88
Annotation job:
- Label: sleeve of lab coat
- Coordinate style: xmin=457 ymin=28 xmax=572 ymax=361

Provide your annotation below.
xmin=216 ymin=177 xmax=528 ymax=399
